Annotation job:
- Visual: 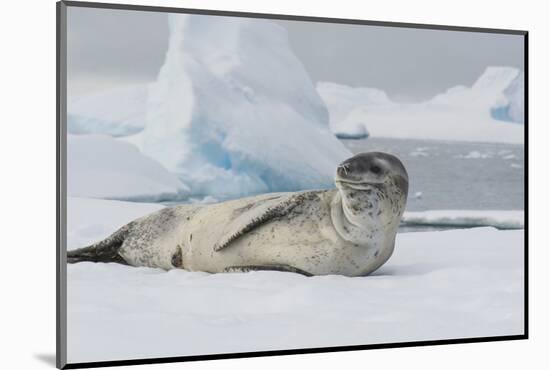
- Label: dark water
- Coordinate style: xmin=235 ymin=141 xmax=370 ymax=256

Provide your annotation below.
xmin=341 ymin=137 xmax=525 ymax=212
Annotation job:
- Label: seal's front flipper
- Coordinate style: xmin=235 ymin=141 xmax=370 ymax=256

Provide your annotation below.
xmin=223 ymin=264 xmax=313 ymax=276
xmin=214 ymin=192 xmax=319 ymax=252
xmin=67 ymin=224 xmax=131 ymax=265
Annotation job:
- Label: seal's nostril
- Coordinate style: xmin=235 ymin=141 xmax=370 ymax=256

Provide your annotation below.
xmin=337 ymin=164 xmax=346 ymax=176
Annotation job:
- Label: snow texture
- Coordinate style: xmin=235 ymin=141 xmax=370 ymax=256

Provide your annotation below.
xmin=402 ymin=210 xmax=524 ymax=229
xmin=67 ymin=198 xmax=524 ymax=363
xmin=68 ymin=84 xmax=149 ymax=137
xmin=67 ymin=135 xmax=189 ymax=201
xmin=140 ymin=14 xmax=351 ymax=198
xmin=320 ymin=67 xmax=524 ymax=143
xmin=491 ymin=71 xmax=525 ymax=124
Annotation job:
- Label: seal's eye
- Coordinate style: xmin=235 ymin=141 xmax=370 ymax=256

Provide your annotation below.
xmin=370 ymin=165 xmax=382 ymax=174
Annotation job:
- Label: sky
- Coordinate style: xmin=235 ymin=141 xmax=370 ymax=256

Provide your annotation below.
xmin=67 ymin=7 xmax=524 ymax=102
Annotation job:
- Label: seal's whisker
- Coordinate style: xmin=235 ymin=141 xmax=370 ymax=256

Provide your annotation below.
xmin=338 ymin=163 xmax=349 ymax=175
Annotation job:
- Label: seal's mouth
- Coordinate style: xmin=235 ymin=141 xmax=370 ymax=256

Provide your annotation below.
xmin=335 ymin=178 xmax=381 ymax=190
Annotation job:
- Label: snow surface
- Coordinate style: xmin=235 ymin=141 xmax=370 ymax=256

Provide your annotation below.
xmin=139 ymin=14 xmax=351 ymax=198
xmin=402 ymin=210 xmax=524 ymax=229
xmin=319 ymin=67 xmax=524 ymax=143
xmin=491 ymin=71 xmax=525 ymax=124
xmin=67 ymin=135 xmax=189 ymax=201
xmin=68 ymin=84 xmax=149 ymax=137
xmin=67 ymin=198 xmax=524 ymax=363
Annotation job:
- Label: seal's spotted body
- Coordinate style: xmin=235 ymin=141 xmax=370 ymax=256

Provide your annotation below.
xmin=68 ymin=152 xmax=408 ymax=276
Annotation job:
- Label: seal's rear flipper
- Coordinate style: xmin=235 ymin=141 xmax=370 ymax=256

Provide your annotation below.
xmin=67 ymin=244 xmax=128 ymax=264
xmin=223 ymin=264 xmax=313 ymax=276
xmin=67 ymin=224 xmax=131 ymax=265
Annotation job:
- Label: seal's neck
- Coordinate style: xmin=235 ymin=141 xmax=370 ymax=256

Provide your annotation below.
xmin=330 ymin=191 xmax=382 ymax=245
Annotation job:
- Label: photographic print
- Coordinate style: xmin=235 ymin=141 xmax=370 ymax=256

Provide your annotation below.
xmin=57 ymin=1 xmax=527 ymax=368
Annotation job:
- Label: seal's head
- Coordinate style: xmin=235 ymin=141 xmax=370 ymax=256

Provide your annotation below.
xmin=335 ymin=152 xmax=408 ymax=229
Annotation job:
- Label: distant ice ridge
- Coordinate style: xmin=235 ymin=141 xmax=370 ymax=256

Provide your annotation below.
xmin=140 ymin=14 xmax=351 ymax=198
xmin=491 ymin=71 xmax=525 ymax=124
xmin=402 ymin=210 xmax=524 ymax=229
xmin=319 ymin=67 xmax=524 ymax=143
xmin=317 ymin=82 xmax=389 ymax=139
xmin=67 ymin=84 xmax=149 ymax=137
xmin=67 ymin=134 xmax=189 ymax=202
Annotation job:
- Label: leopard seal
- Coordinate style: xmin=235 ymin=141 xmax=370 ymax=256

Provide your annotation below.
xmin=68 ymin=152 xmax=408 ymax=276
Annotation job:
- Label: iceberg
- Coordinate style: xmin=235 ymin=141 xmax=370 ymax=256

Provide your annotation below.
xmin=140 ymin=14 xmax=351 ymax=198
xmin=430 ymin=66 xmax=521 ymax=108
xmin=68 ymin=84 xmax=149 ymax=137
xmin=317 ymin=82 xmax=391 ymax=125
xmin=319 ymin=67 xmax=524 ymax=143
xmin=491 ymin=71 xmax=525 ymax=124
xmin=67 ymin=134 xmax=189 ymax=201
xmin=471 ymin=66 xmax=520 ymax=96
xmin=333 ymin=120 xmax=370 ymax=140
xmin=317 ymin=82 xmax=389 ymax=139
